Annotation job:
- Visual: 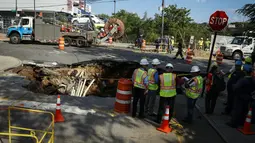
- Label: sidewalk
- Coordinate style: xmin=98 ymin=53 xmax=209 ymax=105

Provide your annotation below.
xmin=0 ymin=56 xmax=22 ymax=71
xmin=196 ymin=94 xmax=255 ymax=143
xmin=0 ymin=33 xmax=8 ymax=41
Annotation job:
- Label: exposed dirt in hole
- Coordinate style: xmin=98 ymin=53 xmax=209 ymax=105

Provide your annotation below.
xmin=10 ymin=60 xmax=140 ymax=97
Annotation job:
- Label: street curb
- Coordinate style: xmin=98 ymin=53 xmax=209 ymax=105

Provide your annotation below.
xmin=195 ymin=103 xmax=228 ymax=143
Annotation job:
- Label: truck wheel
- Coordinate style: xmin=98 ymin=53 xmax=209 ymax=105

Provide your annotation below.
xmin=10 ymin=33 xmax=21 ymax=44
xmin=76 ymin=37 xmax=85 ymax=47
xmin=64 ymin=37 xmax=72 ymax=47
xmin=232 ymin=51 xmax=242 ymax=60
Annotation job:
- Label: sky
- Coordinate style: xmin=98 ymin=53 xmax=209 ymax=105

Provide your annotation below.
xmin=90 ymin=0 xmax=255 ymax=23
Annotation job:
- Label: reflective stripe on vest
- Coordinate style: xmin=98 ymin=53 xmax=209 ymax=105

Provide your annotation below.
xmin=186 ymin=76 xmax=203 ymax=99
xmin=148 ymin=68 xmax=158 ymax=90
xmin=159 ymin=73 xmax=176 ymax=97
xmin=134 ymin=68 xmax=147 ymax=89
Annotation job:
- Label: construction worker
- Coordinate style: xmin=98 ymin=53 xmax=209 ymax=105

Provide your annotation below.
xmin=173 ymin=41 xmax=184 ymax=60
xmin=222 ymin=60 xmax=245 ymax=115
xmin=198 ymin=38 xmax=204 ymax=50
xmin=226 ymin=63 xmax=255 ymax=128
xmin=182 ymin=66 xmax=203 ymax=123
xmin=205 ymin=38 xmax=210 ymax=51
xmin=169 ymin=36 xmax=175 ymax=53
xmin=205 ymin=63 xmax=226 ymax=114
xmin=156 ymin=63 xmax=178 ymax=124
xmin=145 ymin=58 xmax=160 ymax=116
xmin=132 ymin=58 xmax=149 ymax=118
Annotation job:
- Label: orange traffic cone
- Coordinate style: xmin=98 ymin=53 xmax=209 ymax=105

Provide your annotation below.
xmin=54 ymin=95 xmax=64 ymax=122
xmin=157 ymin=106 xmax=172 ymax=133
xmin=238 ymin=108 xmax=255 ymax=135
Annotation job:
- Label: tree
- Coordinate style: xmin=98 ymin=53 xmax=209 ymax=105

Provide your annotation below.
xmin=236 ymin=4 xmax=255 ymax=22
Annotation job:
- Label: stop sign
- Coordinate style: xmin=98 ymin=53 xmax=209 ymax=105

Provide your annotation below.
xmin=209 ymin=11 xmax=229 ymax=31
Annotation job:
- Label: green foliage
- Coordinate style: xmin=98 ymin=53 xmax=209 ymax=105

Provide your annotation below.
xmin=97 ymin=5 xmax=212 ymax=44
xmin=96 ymin=14 xmax=110 ymax=19
xmin=236 ymin=3 xmax=255 ymax=22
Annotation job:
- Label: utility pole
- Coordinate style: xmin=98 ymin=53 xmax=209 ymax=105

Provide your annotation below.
xmin=84 ymin=0 xmax=86 ymax=13
xmin=15 ymin=0 xmax=17 ymax=17
xmin=161 ymin=0 xmax=164 ymax=40
xmin=34 ymin=0 xmax=36 ymax=18
xmin=114 ymin=0 xmax=116 ymax=15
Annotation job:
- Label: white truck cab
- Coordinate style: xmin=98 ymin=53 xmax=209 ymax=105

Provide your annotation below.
xmin=220 ymin=36 xmax=255 ymax=59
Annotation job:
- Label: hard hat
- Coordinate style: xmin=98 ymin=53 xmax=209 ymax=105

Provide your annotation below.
xmin=235 ymin=60 xmax=243 ymax=66
xmin=245 ymin=56 xmax=252 ymax=63
xmin=190 ymin=66 xmax=200 ymax=73
xmin=171 ymin=36 xmax=174 ymax=39
xmin=207 ymin=38 xmax=209 ymax=40
xmin=152 ymin=58 xmax=160 ymax=65
xmin=140 ymin=58 xmax=149 ymax=65
xmin=166 ymin=63 xmax=174 ymax=68
xmin=201 ymin=38 xmax=203 ymax=39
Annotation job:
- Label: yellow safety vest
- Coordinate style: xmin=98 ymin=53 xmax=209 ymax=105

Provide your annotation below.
xmin=133 ymin=68 xmax=147 ymax=89
xmin=198 ymin=40 xmax=203 ymax=46
xmin=148 ymin=68 xmax=158 ymax=90
xmin=206 ymin=41 xmax=210 ymax=47
xmin=159 ymin=73 xmax=177 ymax=97
xmin=186 ymin=76 xmax=203 ymax=99
xmin=171 ymin=39 xmax=175 ymax=46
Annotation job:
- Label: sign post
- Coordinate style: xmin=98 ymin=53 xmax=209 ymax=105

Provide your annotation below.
xmin=201 ymin=11 xmax=228 ymax=98
xmin=206 ymin=11 xmax=229 ymax=73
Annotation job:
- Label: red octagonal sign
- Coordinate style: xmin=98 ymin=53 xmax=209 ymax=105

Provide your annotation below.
xmin=209 ymin=11 xmax=229 ymax=31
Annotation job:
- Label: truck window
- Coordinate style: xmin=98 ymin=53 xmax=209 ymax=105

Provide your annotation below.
xmin=244 ymin=39 xmax=253 ymax=45
xmin=21 ymin=19 xmax=29 ymax=25
xmin=231 ymin=37 xmax=245 ymax=45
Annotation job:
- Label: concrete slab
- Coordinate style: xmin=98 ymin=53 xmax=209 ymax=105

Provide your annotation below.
xmin=0 ymin=56 xmax=22 ymax=72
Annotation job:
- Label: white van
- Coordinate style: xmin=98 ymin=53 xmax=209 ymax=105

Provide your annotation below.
xmin=71 ymin=14 xmax=104 ymax=25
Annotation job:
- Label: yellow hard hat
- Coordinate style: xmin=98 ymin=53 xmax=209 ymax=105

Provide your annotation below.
xmin=245 ymin=56 xmax=252 ymax=63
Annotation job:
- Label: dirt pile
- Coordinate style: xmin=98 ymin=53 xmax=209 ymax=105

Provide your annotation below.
xmin=10 ymin=60 xmax=139 ymax=96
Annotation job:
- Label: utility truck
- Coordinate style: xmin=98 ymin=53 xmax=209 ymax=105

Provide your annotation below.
xmin=220 ymin=36 xmax=255 ymax=59
xmin=6 ymin=14 xmax=125 ymax=47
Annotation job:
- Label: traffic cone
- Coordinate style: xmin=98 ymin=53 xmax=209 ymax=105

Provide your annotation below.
xmin=157 ymin=106 xmax=172 ymax=133
xmin=54 ymin=95 xmax=64 ymax=122
xmin=238 ymin=108 xmax=255 ymax=135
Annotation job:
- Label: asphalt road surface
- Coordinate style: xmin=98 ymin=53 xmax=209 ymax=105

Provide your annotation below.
xmin=0 ymin=42 xmax=228 ymax=143
xmin=0 ymin=41 xmax=234 ymax=73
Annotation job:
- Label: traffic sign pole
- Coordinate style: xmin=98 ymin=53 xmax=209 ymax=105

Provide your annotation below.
xmin=201 ymin=10 xmax=228 ymax=98
xmin=206 ymin=32 xmax=217 ymax=73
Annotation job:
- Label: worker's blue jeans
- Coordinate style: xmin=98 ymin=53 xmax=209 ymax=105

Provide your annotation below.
xmin=145 ymin=90 xmax=157 ymax=114
xmin=187 ymin=97 xmax=197 ymax=122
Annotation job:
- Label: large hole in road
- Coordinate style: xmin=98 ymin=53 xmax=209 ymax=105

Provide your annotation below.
xmin=9 ymin=60 xmax=206 ymax=97
xmin=9 ymin=60 xmax=140 ymax=97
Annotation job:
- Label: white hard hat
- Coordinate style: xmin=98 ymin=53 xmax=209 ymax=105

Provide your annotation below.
xmin=201 ymin=38 xmax=203 ymax=39
xmin=190 ymin=66 xmax=200 ymax=73
xmin=171 ymin=36 xmax=174 ymax=39
xmin=140 ymin=58 xmax=149 ymax=65
xmin=207 ymin=38 xmax=209 ymax=40
xmin=166 ymin=63 xmax=174 ymax=68
xmin=152 ymin=58 xmax=160 ymax=65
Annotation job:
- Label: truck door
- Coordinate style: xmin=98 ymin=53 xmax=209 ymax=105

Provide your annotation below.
xmin=242 ymin=38 xmax=254 ymax=56
xmin=19 ymin=18 xmax=33 ymax=35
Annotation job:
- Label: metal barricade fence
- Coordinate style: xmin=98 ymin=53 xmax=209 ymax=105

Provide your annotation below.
xmin=0 ymin=106 xmax=54 ymax=143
